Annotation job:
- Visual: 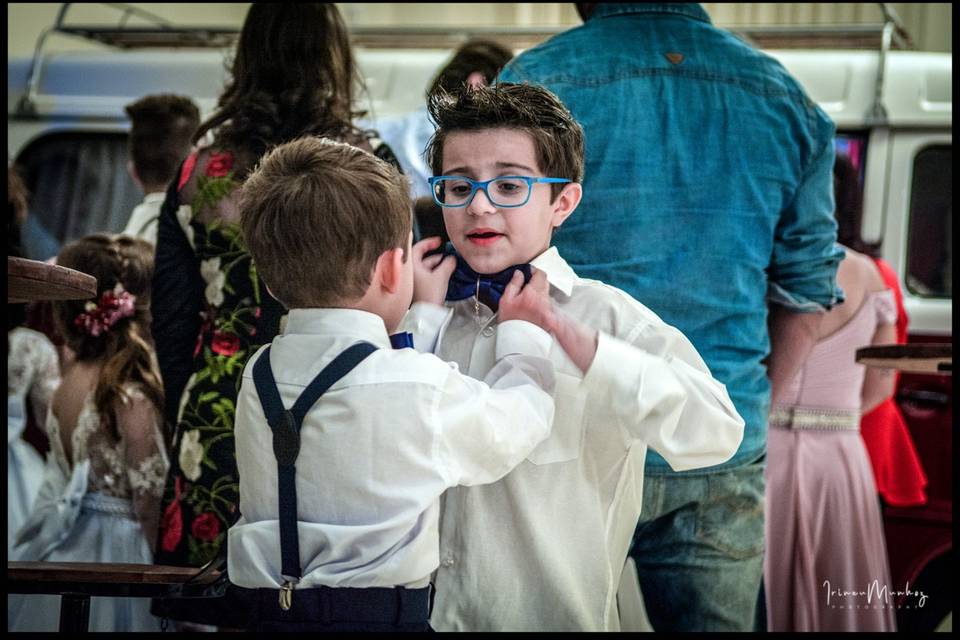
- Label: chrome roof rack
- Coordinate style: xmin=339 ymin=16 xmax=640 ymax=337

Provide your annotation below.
xmin=15 ymin=2 xmax=237 ymax=117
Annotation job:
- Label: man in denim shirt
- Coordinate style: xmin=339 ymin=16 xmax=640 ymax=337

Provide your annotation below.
xmin=498 ymin=3 xmax=844 ymax=631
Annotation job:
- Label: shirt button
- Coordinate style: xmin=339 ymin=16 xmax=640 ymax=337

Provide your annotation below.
xmin=481 ymin=326 xmax=495 ymax=338
xmin=441 ymin=555 xmax=455 ymax=567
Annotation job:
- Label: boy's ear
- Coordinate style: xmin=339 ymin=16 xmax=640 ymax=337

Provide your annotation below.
xmin=375 ymin=246 xmax=405 ymax=294
xmin=550 ymin=182 xmax=583 ymax=229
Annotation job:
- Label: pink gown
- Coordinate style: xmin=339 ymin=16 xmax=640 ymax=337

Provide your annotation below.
xmin=764 ymin=288 xmax=898 ymax=632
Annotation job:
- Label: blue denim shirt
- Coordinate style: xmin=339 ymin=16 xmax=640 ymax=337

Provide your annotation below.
xmin=499 ymin=3 xmax=844 ymax=473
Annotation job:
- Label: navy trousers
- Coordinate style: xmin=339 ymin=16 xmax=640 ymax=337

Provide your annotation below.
xmin=240 ymin=584 xmax=431 ymax=632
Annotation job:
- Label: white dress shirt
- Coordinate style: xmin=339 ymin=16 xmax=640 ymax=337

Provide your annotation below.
xmin=228 ymin=308 xmax=556 ymax=590
xmin=121 ymin=192 xmax=165 ymax=245
xmin=401 ymin=247 xmax=745 ymax=631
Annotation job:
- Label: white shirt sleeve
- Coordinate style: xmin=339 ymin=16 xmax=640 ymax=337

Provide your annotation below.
xmin=435 ymin=320 xmax=556 ymax=486
xmin=581 ymin=326 xmax=744 ymax=472
xmin=400 ymin=302 xmax=452 ymax=355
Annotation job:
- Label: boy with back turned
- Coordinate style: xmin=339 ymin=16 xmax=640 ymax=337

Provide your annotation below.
xmin=228 ymin=136 xmax=564 ymax=632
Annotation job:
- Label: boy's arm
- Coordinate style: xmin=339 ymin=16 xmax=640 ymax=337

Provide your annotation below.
xmin=581 ymin=322 xmax=745 ymax=472
xmin=435 ymin=320 xmax=556 ymax=487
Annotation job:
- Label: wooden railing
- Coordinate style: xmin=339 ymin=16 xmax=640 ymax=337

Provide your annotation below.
xmin=8 ymin=561 xmax=225 ymax=632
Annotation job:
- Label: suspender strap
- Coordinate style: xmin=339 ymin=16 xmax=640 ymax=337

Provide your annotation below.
xmin=252 ymin=342 xmax=378 ymax=584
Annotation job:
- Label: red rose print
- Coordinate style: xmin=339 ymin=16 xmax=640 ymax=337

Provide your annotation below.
xmin=178 ymin=151 xmax=198 ymax=192
xmin=194 ymin=314 xmax=213 ymax=358
xmin=160 ymin=477 xmax=184 ymax=552
xmin=191 ymin=511 xmax=221 ymax=542
xmin=211 ymin=330 xmax=241 ymax=356
xmin=161 ymin=501 xmax=183 ymax=552
xmin=206 ymin=152 xmax=234 ymax=178
xmin=253 ymin=307 xmax=262 ymax=319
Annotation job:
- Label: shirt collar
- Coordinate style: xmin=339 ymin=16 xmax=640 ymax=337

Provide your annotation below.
xmin=282 ymin=308 xmax=392 ymax=349
xmin=530 ymin=246 xmax=577 ymax=297
xmin=591 ymin=3 xmax=711 ymax=25
xmin=143 ymin=192 xmax=167 ymax=203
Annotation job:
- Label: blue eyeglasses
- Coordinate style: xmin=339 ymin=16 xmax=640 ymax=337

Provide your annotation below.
xmin=428 ymin=175 xmax=572 ymax=208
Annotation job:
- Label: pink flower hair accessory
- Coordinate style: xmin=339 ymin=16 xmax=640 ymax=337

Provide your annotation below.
xmin=74 ymin=283 xmax=138 ymax=337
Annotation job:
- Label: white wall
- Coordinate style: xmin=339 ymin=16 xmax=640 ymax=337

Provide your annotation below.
xmin=7 ymin=3 xmax=952 ymax=59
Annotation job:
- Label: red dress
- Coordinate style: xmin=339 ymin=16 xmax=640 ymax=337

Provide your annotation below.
xmin=859 ymin=258 xmax=927 ymax=507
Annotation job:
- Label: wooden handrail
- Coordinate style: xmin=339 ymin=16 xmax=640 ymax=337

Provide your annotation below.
xmin=8 ymin=561 xmax=220 ymax=585
xmin=9 ymin=560 xmax=225 ymax=631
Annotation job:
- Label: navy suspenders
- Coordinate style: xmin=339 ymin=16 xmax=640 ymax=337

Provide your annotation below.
xmin=251 ymin=341 xmax=377 ymax=610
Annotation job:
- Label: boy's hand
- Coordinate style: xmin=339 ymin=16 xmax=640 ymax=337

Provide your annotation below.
xmin=500 ymin=268 xmax=598 ymax=375
xmin=412 ymin=237 xmax=457 ymax=305
xmin=498 ymin=268 xmax=558 ymax=333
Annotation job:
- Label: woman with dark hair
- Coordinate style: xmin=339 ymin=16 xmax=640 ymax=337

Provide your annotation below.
xmin=10 ymin=234 xmax=168 ymax=632
xmin=149 ymin=3 xmax=401 ymax=629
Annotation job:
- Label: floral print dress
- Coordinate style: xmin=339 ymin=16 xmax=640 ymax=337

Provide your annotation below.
xmin=152 ymin=147 xmax=284 ymax=574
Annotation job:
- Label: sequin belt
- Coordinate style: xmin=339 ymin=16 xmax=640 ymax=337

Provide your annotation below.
xmin=769 ymin=406 xmax=861 ymax=432
xmin=81 ymin=492 xmax=136 ymax=517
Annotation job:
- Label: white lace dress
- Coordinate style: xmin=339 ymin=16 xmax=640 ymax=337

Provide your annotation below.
xmin=8 ymin=384 xmax=170 ymax=632
xmin=7 ymin=327 xmax=60 ymax=556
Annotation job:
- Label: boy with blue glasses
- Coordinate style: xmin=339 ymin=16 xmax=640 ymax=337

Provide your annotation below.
xmin=401 ymin=83 xmax=745 ymax=631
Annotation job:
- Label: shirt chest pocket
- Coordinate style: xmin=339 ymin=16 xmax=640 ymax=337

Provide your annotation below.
xmin=526 ymin=372 xmax=586 ymax=465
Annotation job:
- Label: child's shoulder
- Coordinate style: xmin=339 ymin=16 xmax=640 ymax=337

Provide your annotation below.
xmin=385 ymin=347 xmax=463 ymax=387
xmin=242 ymin=341 xmax=457 ymax=390
xmin=567 ymin=277 xmax=668 ymax=335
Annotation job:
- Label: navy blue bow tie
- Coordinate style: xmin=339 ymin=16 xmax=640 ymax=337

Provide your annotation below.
xmin=445 ymin=254 xmax=532 ymax=310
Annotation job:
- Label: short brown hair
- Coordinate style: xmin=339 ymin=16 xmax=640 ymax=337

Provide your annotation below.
xmin=426 ymin=82 xmax=585 ymax=200
xmin=125 ymin=94 xmax=200 ymax=186
xmin=240 ymin=137 xmax=412 ymax=308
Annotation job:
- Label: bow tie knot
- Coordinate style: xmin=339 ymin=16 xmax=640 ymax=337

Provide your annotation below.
xmin=445 ymin=254 xmax=532 ymax=311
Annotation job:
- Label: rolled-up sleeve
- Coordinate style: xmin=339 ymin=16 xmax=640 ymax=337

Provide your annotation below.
xmin=768 ymin=114 xmax=845 ymax=313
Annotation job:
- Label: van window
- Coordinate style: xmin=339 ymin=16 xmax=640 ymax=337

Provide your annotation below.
xmin=906 ymin=145 xmax=952 ymax=298
xmin=16 ymin=132 xmax=141 ymax=260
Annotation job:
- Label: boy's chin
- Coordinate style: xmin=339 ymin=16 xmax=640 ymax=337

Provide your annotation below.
xmin=457 ymin=248 xmax=531 ymax=275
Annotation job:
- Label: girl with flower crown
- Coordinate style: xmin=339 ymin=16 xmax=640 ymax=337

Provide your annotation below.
xmin=8 ymin=234 xmax=169 ymax=632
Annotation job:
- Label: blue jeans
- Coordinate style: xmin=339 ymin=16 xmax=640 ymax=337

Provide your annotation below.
xmin=629 ymin=455 xmax=766 ymax=631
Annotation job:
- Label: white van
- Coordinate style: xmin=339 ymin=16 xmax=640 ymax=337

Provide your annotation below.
xmin=7 ymin=15 xmax=952 ymax=633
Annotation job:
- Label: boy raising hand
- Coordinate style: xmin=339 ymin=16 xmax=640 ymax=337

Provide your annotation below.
xmin=402 ymin=83 xmax=745 ymax=631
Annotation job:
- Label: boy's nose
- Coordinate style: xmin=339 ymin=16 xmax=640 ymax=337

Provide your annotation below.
xmin=466 ymin=187 xmax=497 ymax=216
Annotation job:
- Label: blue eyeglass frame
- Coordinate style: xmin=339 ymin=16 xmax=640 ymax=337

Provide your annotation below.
xmin=427 ymin=175 xmax=572 ymax=208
